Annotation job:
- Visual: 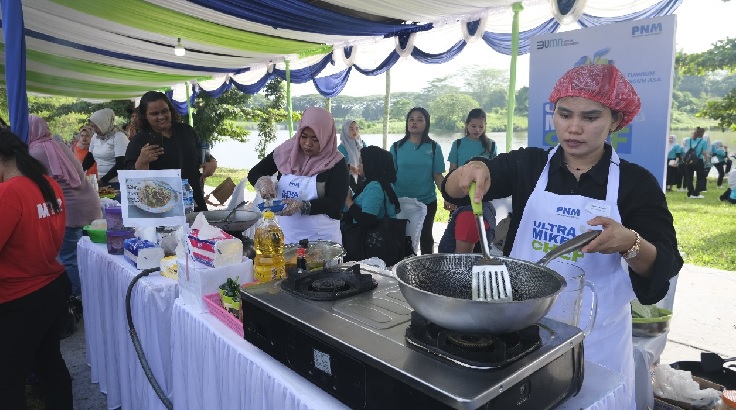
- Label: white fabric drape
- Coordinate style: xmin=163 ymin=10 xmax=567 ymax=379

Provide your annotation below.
xmin=78 ymin=237 xmax=178 ymax=410
xmin=171 ymin=300 xmax=350 ymax=410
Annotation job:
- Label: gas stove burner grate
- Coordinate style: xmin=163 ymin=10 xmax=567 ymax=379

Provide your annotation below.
xmin=280 ymin=264 xmax=377 ymax=301
xmin=405 ymin=312 xmax=542 ymax=370
xmin=309 ymin=278 xmax=348 ymax=293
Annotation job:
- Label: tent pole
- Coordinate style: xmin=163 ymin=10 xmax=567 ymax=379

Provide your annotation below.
xmin=506 ymin=2 xmax=524 ymax=153
xmin=285 ymin=60 xmax=294 ymax=136
xmin=186 ymin=82 xmax=193 ymax=126
xmin=2 ymin=0 xmax=29 ymax=142
xmin=383 ymin=68 xmax=391 ymax=150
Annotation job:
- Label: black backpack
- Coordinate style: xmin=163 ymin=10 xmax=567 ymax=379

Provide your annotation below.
xmin=683 ymin=139 xmax=700 ymax=166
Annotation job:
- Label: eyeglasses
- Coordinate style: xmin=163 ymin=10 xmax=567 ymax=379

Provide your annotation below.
xmin=147 ymin=107 xmax=171 ymax=118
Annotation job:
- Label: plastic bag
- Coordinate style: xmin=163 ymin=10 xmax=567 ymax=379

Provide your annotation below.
xmin=653 ymin=364 xmax=722 ymax=409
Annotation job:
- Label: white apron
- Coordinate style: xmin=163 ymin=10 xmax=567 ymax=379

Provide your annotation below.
xmin=510 ymin=146 xmax=635 ymax=409
xmin=276 ymin=174 xmax=341 ymax=245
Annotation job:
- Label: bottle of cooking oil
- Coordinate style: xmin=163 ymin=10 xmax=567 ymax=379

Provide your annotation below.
xmin=254 ymin=211 xmax=286 ymax=282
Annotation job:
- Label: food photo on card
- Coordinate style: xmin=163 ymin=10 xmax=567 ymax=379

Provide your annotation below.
xmin=117 ymin=169 xmax=186 ymax=227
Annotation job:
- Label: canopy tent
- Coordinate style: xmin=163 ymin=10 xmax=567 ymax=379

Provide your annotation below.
xmin=1 ymin=0 xmax=682 ymax=142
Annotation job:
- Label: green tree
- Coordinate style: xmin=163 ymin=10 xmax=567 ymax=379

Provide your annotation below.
xmin=461 ymin=66 xmax=508 ymax=112
xmin=514 ymin=87 xmax=529 ymax=115
xmin=676 ymin=35 xmax=736 ymax=129
xmin=390 ymin=98 xmax=414 ymax=120
xmin=244 ymin=78 xmax=299 ymax=160
xmin=429 ymin=93 xmax=479 ymax=132
xmin=191 ymin=88 xmax=252 ymax=144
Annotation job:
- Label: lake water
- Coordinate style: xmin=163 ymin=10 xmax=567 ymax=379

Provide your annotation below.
xmin=211 ymin=130 xmax=529 ymax=170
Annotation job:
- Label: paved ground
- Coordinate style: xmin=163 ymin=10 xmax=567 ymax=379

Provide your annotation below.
xmin=57 ymin=196 xmax=735 ymax=409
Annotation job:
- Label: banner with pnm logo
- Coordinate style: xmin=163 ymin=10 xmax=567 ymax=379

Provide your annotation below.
xmin=528 ymin=15 xmax=676 ymax=188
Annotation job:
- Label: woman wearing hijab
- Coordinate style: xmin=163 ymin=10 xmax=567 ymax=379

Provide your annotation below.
xmin=709 ymin=140 xmax=727 ymax=188
xmin=74 ymin=126 xmax=97 ymax=177
xmin=125 ymin=91 xmax=218 ymax=212
xmin=442 ymin=64 xmax=682 ymax=409
xmin=84 ymin=108 xmax=129 ymax=187
xmin=0 ymin=128 xmax=73 ymax=409
xmin=337 ymin=119 xmax=366 ymax=193
xmin=248 ymin=107 xmax=349 ymax=244
xmin=665 ymin=134 xmax=683 ymax=191
xmin=28 ymin=115 xmax=101 ymax=300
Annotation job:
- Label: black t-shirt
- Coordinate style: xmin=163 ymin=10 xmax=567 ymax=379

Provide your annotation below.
xmin=442 ymin=144 xmax=683 ymax=304
xmin=124 ymin=122 xmax=207 ymax=211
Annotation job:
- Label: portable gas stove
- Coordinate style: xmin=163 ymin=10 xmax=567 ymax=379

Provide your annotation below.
xmin=241 ymin=264 xmax=584 ymax=410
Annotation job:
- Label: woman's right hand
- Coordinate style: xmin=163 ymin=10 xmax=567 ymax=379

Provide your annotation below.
xmin=139 ymin=143 xmax=164 ymax=165
xmin=445 ymin=160 xmax=491 ymax=203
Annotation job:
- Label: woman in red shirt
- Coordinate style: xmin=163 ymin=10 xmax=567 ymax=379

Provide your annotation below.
xmin=0 ymin=128 xmax=73 ymax=409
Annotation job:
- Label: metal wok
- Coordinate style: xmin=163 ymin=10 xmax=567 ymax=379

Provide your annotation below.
xmin=185 ymin=209 xmax=260 ymax=234
xmin=393 ymin=231 xmax=600 ymax=334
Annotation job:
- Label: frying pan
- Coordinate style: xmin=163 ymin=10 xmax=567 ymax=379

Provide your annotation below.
xmin=393 ymin=230 xmax=600 ymax=334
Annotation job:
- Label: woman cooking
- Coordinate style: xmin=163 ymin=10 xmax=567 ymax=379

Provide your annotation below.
xmin=442 ymin=64 xmax=682 ymax=409
xmin=248 ymin=107 xmax=349 ymax=245
xmin=124 ymin=91 xmax=218 ymax=211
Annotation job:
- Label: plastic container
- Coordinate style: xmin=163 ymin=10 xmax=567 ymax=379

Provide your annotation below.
xmin=104 ymin=206 xmax=125 ymax=230
xmin=253 ymin=211 xmax=286 ymax=282
xmin=106 ymin=229 xmax=136 ymax=255
xmin=182 ymin=179 xmax=194 ymax=214
xmin=84 ymin=225 xmax=107 ymax=243
xmin=203 ymin=293 xmax=243 ymax=337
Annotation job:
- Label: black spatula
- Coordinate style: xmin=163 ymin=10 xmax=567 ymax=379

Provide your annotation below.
xmin=701 ymin=352 xmax=736 ymax=372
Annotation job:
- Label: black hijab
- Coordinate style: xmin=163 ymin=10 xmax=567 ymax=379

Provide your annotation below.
xmin=358 ymin=146 xmax=401 ymax=213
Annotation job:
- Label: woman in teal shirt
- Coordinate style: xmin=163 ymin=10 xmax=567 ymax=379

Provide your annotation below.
xmin=665 ymin=134 xmax=683 ymax=191
xmin=710 ymin=140 xmax=727 ymax=188
xmin=390 ymin=107 xmax=445 ymax=255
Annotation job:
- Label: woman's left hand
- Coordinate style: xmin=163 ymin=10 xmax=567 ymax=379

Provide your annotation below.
xmin=580 ymin=216 xmax=638 ymax=255
xmin=278 ymin=199 xmax=304 ymax=216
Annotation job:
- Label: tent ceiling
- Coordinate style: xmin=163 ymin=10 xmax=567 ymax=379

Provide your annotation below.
xmin=0 ymin=0 xmax=678 ymax=100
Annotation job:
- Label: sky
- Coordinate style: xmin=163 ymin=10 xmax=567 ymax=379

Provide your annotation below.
xmin=291 ymin=0 xmax=736 ymax=97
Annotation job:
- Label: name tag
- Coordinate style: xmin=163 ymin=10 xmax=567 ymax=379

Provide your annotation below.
xmin=585 ymin=202 xmax=611 ymax=217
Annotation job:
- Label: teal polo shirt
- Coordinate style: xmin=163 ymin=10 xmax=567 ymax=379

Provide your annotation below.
xmin=354 ymin=181 xmax=398 ymax=222
xmin=390 ymin=140 xmax=445 ymax=204
xmin=447 ymin=136 xmax=497 ymax=167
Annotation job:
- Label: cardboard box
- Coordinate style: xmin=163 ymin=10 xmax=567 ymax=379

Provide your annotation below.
xmin=123 ymin=238 xmax=164 ymax=270
xmin=186 ymin=229 xmax=242 ymax=268
xmin=654 ymin=376 xmax=724 ymax=410
xmin=177 ymin=256 xmax=253 ymax=313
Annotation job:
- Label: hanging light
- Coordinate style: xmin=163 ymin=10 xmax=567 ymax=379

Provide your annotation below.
xmin=174 ymin=38 xmax=186 ymax=57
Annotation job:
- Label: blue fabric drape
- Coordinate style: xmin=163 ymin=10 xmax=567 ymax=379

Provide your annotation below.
xmin=185 ymin=0 xmax=432 ymax=37
xmin=232 ymin=73 xmax=275 ymax=94
xmin=411 ymin=40 xmax=467 ymax=64
xmin=354 ymin=51 xmax=401 ymax=76
xmin=165 ymin=89 xmax=198 ymax=116
xmin=272 ymin=53 xmax=333 ymax=83
xmin=579 ymin=0 xmax=683 ymax=27
xmin=20 ymin=28 xmax=241 ymax=73
xmin=1 ymin=2 xmax=29 ymax=142
xmin=483 ymin=19 xmax=561 ymax=56
xmin=313 ymin=68 xmax=352 ymax=97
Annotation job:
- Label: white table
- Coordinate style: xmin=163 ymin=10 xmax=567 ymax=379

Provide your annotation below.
xmin=171 ymin=299 xmax=348 ymax=410
xmin=78 ymin=237 xmax=178 ymax=410
xmin=171 ymin=298 xmax=627 ymax=410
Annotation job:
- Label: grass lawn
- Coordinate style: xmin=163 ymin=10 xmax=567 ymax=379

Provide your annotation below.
xmin=208 ymin=168 xmax=735 ymax=271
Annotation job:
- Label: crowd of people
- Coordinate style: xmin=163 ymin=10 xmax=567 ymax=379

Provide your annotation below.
xmin=1 ymin=63 xmax=707 ymax=408
xmin=665 ymin=127 xmax=735 ymax=202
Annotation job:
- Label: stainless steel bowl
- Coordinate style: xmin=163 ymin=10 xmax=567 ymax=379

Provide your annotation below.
xmin=393 ymin=253 xmax=567 ymax=334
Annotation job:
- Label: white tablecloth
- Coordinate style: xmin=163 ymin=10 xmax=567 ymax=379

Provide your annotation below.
xmin=171 ymin=298 xmax=625 ymax=410
xmin=78 ymin=237 xmax=178 ymax=410
xmin=171 ymin=299 xmax=349 ymax=410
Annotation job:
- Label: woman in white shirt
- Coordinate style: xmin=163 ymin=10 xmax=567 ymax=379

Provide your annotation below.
xmin=84 ymin=108 xmax=128 ymax=187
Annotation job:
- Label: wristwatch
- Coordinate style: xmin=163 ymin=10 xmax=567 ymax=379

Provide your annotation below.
xmin=621 ymin=229 xmax=641 ymax=260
